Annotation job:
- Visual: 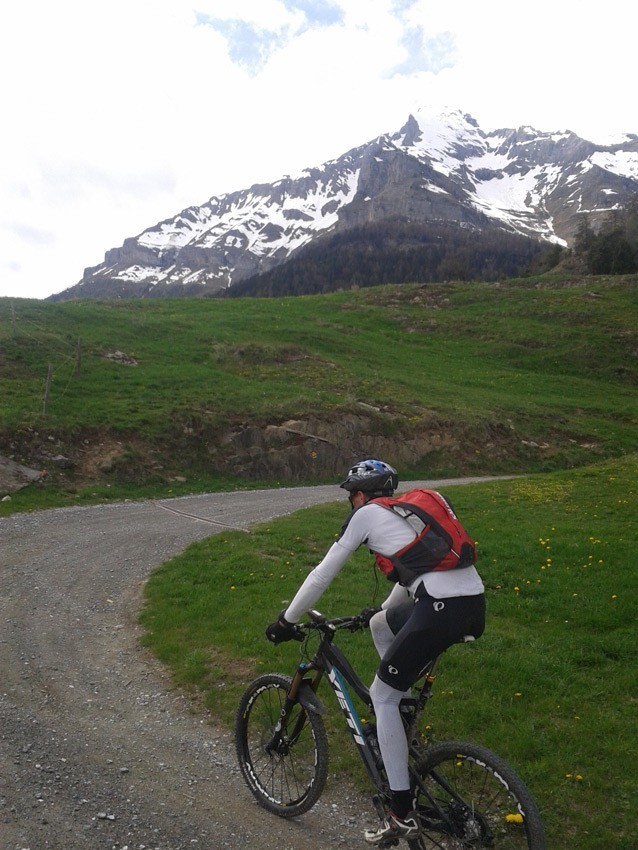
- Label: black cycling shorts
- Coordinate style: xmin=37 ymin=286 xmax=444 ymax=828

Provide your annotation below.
xmin=377 ymin=587 xmax=486 ymax=692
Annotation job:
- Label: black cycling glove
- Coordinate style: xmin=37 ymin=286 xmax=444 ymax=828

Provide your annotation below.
xmin=265 ymin=613 xmax=297 ymax=644
xmin=359 ymin=606 xmax=381 ymax=627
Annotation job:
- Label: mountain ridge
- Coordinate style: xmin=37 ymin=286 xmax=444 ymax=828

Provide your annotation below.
xmin=51 ymin=106 xmax=638 ymax=301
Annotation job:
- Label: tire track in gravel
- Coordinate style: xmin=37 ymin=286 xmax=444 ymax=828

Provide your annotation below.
xmin=0 ymin=478 xmax=507 ymax=850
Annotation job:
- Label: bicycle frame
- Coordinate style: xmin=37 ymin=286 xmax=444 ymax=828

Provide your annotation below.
xmin=280 ymin=611 xmax=439 ymax=795
xmin=281 ymin=614 xmax=492 ymax=836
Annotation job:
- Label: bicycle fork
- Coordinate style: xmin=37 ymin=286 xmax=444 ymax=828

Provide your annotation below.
xmin=265 ymin=666 xmax=326 ymax=754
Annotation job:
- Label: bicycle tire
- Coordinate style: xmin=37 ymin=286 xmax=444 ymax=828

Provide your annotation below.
xmin=408 ymin=740 xmax=546 ymax=850
xmin=235 ymin=672 xmax=329 ymax=817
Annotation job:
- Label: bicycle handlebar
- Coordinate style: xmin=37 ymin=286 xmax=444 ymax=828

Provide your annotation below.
xmin=294 ymin=609 xmax=369 ymax=636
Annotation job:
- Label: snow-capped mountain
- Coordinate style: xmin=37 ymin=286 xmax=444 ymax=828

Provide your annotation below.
xmin=55 ymin=106 xmax=638 ymax=300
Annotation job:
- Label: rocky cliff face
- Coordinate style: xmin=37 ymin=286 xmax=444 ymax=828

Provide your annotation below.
xmin=52 ymin=106 xmax=638 ymax=301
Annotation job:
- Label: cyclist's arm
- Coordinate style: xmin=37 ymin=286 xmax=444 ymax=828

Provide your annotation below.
xmin=282 ymin=505 xmax=403 ymax=624
xmin=283 ymin=540 xmax=354 ymax=623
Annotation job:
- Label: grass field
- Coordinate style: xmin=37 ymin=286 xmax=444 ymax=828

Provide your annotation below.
xmin=1 ymin=273 xmax=637 ymax=516
xmin=140 ymin=454 xmax=637 ymax=850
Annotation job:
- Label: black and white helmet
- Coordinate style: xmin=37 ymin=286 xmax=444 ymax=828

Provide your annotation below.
xmin=339 ymin=459 xmax=398 ymax=496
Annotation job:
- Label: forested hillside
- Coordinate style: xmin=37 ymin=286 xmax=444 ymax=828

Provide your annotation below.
xmin=571 ymin=199 xmax=638 ymax=275
xmin=226 ymin=219 xmax=558 ymax=297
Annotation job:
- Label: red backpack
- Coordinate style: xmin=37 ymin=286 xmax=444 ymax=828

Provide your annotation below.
xmin=372 ymin=489 xmax=477 ymax=586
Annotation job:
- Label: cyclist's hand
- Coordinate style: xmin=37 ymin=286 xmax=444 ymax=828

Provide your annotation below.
xmin=359 ymin=606 xmax=381 ymax=627
xmin=266 ymin=613 xmax=299 ymax=644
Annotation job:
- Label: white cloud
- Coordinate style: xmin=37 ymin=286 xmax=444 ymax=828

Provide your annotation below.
xmin=1 ymin=0 xmax=636 ymax=299
xmin=387 ymin=26 xmax=456 ymax=76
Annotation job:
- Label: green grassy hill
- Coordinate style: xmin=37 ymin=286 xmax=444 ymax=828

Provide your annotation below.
xmin=1 ymin=272 xmax=636 ymax=513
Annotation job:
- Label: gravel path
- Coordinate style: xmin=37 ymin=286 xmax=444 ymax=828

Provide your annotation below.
xmin=0 ymin=478 xmax=504 ymax=850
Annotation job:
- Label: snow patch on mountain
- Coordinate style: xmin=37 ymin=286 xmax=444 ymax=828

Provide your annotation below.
xmin=138 ymin=168 xmax=359 ymax=262
xmin=472 ymin=164 xmax=564 ymax=236
xmin=394 ymin=105 xmax=486 ymax=176
xmin=590 ymin=150 xmax=638 ymax=179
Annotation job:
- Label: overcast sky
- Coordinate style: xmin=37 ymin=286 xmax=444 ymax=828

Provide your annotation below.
xmin=2 ymin=0 xmax=636 ymax=300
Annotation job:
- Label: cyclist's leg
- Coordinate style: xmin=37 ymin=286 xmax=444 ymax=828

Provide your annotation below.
xmin=369 ymin=675 xmax=410 ymax=790
xmin=369 ymin=590 xmax=485 ymax=819
xmin=369 ymin=602 xmax=417 ymax=821
xmin=369 ymin=600 xmax=413 ymax=658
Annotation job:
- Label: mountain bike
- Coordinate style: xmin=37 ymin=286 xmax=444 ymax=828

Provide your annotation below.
xmin=235 ymin=609 xmax=546 ymax=849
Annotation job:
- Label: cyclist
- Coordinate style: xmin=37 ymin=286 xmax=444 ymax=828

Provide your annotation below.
xmin=266 ymin=459 xmax=486 ymax=844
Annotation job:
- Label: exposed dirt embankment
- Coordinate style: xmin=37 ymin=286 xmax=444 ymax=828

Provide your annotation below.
xmin=1 ymin=411 xmax=525 ymax=495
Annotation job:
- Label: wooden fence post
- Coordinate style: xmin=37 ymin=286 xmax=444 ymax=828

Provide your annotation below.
xmin=43 ymin=363 xmax=53 ymax=415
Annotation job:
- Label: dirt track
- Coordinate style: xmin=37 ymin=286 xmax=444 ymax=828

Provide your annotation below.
xmin=0 ymin=478 xmax=502 ymax=849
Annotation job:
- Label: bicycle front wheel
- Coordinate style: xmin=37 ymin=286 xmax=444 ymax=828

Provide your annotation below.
xmin=409 ymin=740 xmax=546 ymax=849
xmin=235 ymin=673 xmax=329 ymax=817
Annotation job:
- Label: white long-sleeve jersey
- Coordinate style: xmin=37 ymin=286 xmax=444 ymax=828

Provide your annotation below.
xmin=284 ymin=501 xmax=484 ymax=623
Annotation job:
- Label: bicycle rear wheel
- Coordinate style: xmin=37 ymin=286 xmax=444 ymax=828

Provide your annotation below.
xmin=409 ymin=741 xmax=546 ymax=849
xmin=235 ymin=673 xmax=329 ymax=817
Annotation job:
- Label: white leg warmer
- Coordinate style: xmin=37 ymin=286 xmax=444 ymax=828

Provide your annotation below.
xmin=369 ymin=610 xmax=412 ymax=696
xmin=369 ymin=675 xmax=410 ymax=791
xmin=369 ymin=609 xmax=396 ymax=658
